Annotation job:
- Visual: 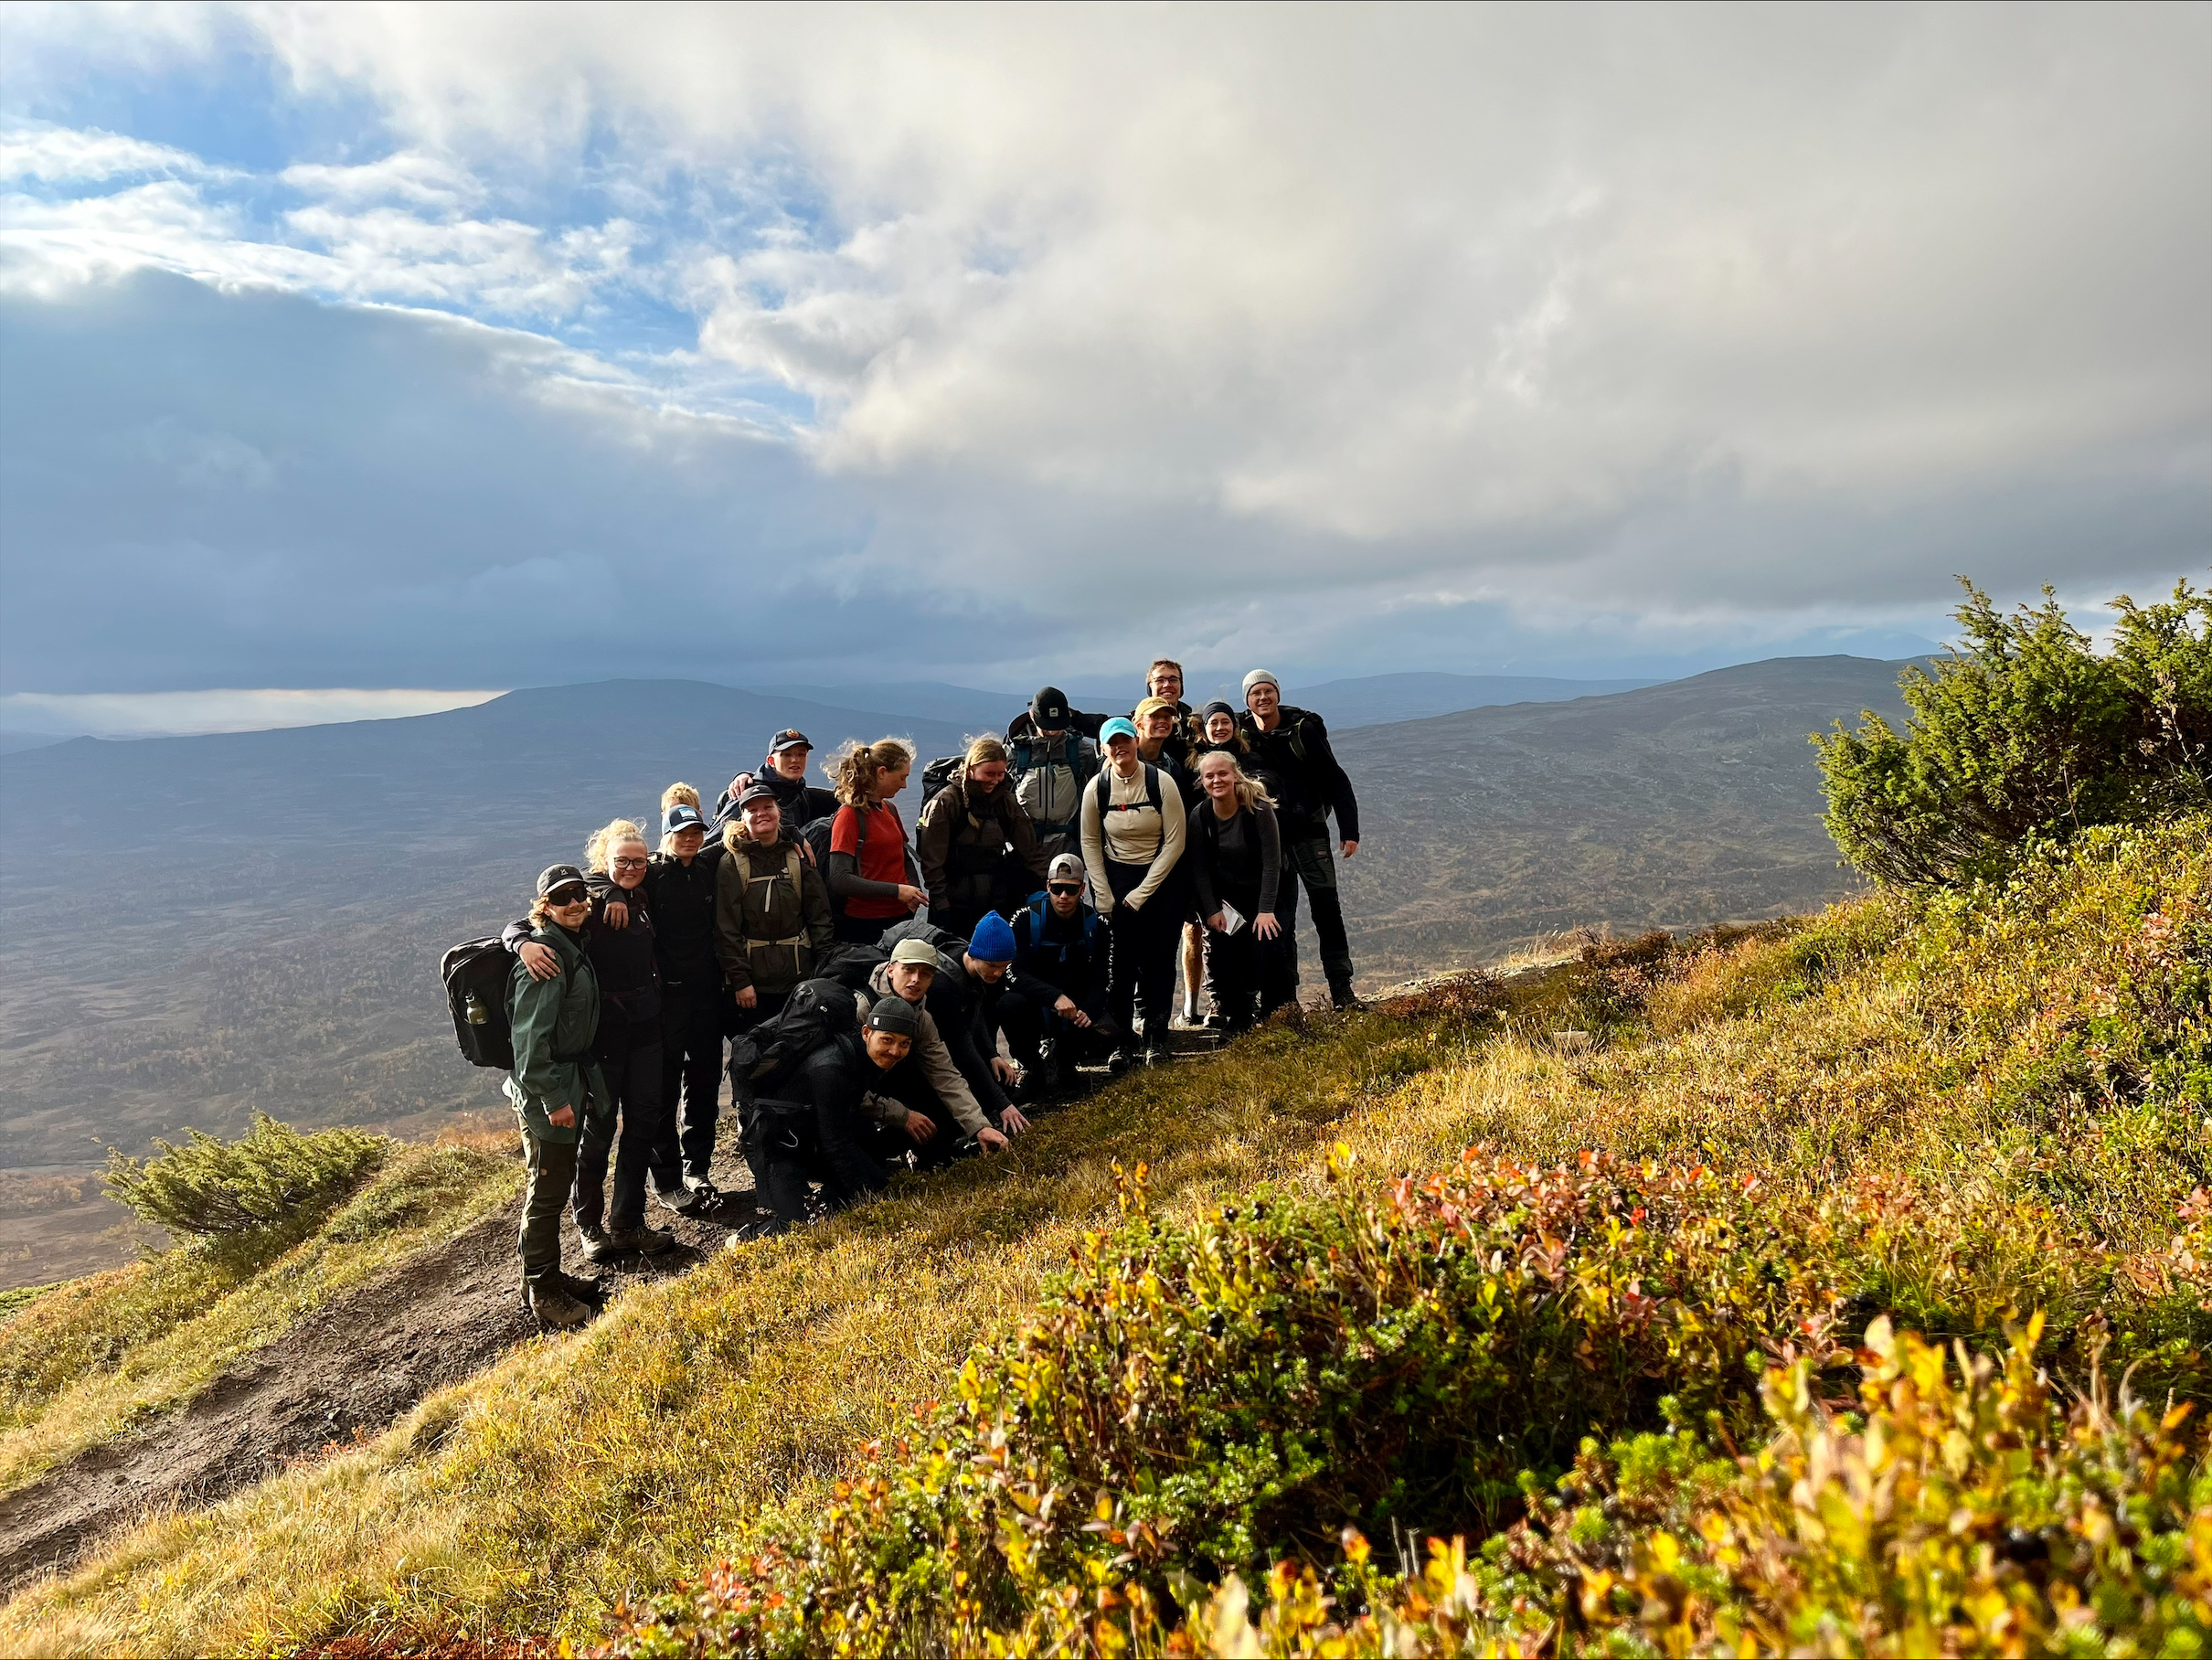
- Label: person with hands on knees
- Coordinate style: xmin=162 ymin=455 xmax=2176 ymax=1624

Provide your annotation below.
xmin=1002 ymin=851 xmax=1116 ymax=1090
xmin=1186 ymin=750 xmax=1295 ymax=1034
xmin=716 ymin=782 xmax=834 ymax=1028
xmin=509 ymin=822 xmax=677 ymax=1264
xmin=857 ymin=935 xmax=1014 ymax=1158
xmin=1079 ymin=715 xmax=1188 ymax=1068
xmin=824 ymin=738 xmax=927 ymax=946
xmin=1238 ymin=669 xmax=1364 ymax=1009
xmin=505 ymin=865 xmax=614 ymax=1329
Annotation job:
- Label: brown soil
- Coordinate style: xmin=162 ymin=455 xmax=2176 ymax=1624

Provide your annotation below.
xmin=0 ymin=1185 xmax=757 ymax=1600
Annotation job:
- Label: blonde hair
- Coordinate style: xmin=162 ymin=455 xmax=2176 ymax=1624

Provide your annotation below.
xmin=1196 ymin=749 xmax=1276 ymax=812
xmin=832 ymin=737 xmax=917 ymax=807
xmin=662 ymin=782 xmax=700 ymax=810
xmin=583 ymin=817 xmax=648 ymax=876
xmin=963 ymin=734 xmax=1009 ymax=771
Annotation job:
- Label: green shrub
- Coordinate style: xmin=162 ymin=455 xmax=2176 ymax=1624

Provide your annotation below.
xmin=102 ymin=1112 xmax=388 ymax=1237
xmin=1814 ymin=579 xmax=2210 ymax=887
xmin=603 ymin=1151 xmax=1845 ymax=1657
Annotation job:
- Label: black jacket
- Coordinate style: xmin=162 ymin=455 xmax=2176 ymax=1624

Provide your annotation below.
xmin=1186 ymin=797 xmax=1283 ymax=920
xmin=1010 ymin=892 xmax=1111 ymax=1014
xmin=502 ymin=882 xmax=663 ymax=1057
xmin=716 ymin=768 xmax=840 ymax=829
xmin=643 ymin=846 xmax=724 ymax=987
xmin=784 ymin=1029 xmax=895 ymax=1201
xmin=1235 ymin=706 xmax=1359 ymax=842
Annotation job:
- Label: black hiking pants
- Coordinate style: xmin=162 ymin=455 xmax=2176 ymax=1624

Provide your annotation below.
xmin=656 ymin=984 xmax=724 ymax=1192
xmin=997 ymin=986 xmax=1116 ymax=1075
xmin=572 ymin=1039 xmax=665 ymax=1235
xmin=1105 ymin=860 xmax=1184 ymax=1048
xmin=1286 ymin=834 xmax=1355 ymax=995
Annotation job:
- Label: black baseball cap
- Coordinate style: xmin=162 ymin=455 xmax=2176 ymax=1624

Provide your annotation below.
xmin=736 ymin=782 xmax=780 ymax=810
xmin=537 ymin=863 xmax=590 ymax=899
xmin=865 ymin=996 xmax=921 ymax=1038
xmin=662 ymin=803 xmax=707 ymax=835
xmin=768 ymin=729 xmax=812 ymax=753
xmin=1031 ymin=686 xmax=1071 ymax=727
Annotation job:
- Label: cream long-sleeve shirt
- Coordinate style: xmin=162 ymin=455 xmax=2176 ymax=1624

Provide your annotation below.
xmin=1079 ymin=761 xmax=1186 ymax=912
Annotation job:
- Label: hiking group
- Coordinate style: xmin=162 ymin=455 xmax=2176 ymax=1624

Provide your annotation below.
xmin=444 ymin=660 xmax=1362 ymax=1328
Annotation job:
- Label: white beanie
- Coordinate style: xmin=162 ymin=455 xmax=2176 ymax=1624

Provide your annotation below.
xmin=1241 ymin=668 xmax=1280 ymax=697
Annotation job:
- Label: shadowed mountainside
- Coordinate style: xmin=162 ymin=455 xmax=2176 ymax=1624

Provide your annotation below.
xmin=0 ymin=657 xmax=1910 ymax=1283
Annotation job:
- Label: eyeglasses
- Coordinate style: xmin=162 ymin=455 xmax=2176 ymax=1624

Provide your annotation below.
xmin=547 ymin=889 xmax=590 ymax=907
xmin=611 ymin=857 xmax=648 ymax=870
xmin=1048 ymin=883 xmax=1083 ymax=896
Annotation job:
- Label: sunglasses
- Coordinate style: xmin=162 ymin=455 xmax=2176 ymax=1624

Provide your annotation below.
xmin=547 ymin=888 xmax=590 ymax=906
xmin=1048 ymin=882 xmax=1084 ymax=896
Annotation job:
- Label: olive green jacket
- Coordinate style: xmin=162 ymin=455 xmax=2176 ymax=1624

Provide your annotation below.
xmin=503 ymin=922 xmax=611 ymax=1144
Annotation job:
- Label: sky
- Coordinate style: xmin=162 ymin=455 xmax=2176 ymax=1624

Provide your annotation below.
xmin=1 ymin=2 xmax=2207 ymax=734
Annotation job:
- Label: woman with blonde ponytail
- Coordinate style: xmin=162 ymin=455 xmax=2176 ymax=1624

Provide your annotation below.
xmin=825 ymin=738 xmax=926 ymax=945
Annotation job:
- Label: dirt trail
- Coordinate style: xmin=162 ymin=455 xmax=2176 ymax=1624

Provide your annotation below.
xmin=0 ymin=1191 xmax=750 ymax=1599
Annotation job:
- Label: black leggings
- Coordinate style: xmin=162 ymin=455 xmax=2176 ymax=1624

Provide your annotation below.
xmin=655 ymin=986 xmax=724 ymax=1192
xmin=573 ymin=1039 xmax=666 ymax=1234
xmin=1106 ymin=860 xmax=1185 ymax=1044
xmin=1202 ymin=883 xmax=1296 ymax=1030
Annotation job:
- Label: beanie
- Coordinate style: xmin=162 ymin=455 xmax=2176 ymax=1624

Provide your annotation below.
xmin=1241 ymin=669 xmax=1279 ymax=698
xmin=865 ymin=996 xmax=921 ymax=1038
xmin=1198 ymin=699 xmax=1234 ymax=722
xmin=967 ymin=911 xmax=1017 ymax=963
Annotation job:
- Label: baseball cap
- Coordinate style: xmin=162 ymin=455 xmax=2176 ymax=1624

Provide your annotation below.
xmin=888 ymin=937 xmax=941 ymax=968
xmin=1030 ymin=686 xmax=1072 ymax=728
xmin=736 ymin=782 xmax=780 ymax=810
xmin=1099 ymin=717 xmax=1139 ymax=744
xmin=1047 ymin=851 xmax=1086 ymax=886
xmin=768 ymin=729 xmax=812 ymax=753
xmin=537 ymin=863 xmax=590 ymax=899
xmin=662 ymin=803 xmax=707 ymax=835
xmin=865 ymin=996 xmax=921 ymax=1038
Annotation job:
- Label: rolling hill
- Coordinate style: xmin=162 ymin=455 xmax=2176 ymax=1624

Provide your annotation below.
xmin=0 ymin=656 xmax=1911 ymax=1283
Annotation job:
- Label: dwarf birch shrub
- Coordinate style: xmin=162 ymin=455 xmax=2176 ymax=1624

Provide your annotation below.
xmin=103 ymin=1112 xmax=388 ymax=1237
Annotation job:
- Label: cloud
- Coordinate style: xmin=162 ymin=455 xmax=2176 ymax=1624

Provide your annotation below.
xmin=0 ymin=4 xmax=2205 ymax=695
xmin=0 ymin=686 xmax=502 ymax=738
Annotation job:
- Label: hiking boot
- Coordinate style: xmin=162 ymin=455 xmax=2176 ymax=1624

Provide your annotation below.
xmin=526 ymin=1276 xmax=591 ymax=1329
xmin=554 ymin=1268 xmax=607 ymax=1308
xmin=1107 ymin=1047 xmax=1136 ymax=1075
xmin=1142 ymin=1042 xmax=1171 ymax=1067
xmin=604 ymin=1223 xmax=677 ymax=1255
xmin=577 ymin=1226 xmax=616 ymax=1263
xmin=669 ymin=1181 xmax=723 ymax=1218
xmin=1330 ymin=984 xmax=1365 ymax=1013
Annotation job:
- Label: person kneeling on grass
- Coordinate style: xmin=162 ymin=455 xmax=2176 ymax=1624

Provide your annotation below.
xmin=505 ymin=865 xmax=614 ymax=1329
xmin=859 ymin=936 xmax=1016 ymax=1158
xmin=750 ymin=995 xmax=927 ymax=1230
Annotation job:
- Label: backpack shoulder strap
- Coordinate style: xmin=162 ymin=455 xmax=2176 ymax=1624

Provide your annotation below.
xmin=1141 ymin=761 xmax=1163 ymax=815
xmin=785 ymin=844 xmax=803 ymax=888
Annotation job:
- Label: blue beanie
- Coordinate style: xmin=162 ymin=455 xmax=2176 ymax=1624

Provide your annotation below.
xmin=967 ymin=911 xmax=1017 ymax=963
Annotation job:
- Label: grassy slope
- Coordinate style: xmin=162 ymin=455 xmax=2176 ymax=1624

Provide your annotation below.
xmin=0 ymin=1139 xmax=521 ymax=1499
xmin=3 ymin=817 xmax=2206 ymax=1655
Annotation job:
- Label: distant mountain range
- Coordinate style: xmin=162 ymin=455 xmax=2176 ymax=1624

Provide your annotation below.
xmin=0 ymin=654 xmax=1914 ymax=1282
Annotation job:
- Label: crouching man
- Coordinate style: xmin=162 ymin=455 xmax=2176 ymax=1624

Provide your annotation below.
xmin=750 ymin=995 xmax=928 ymax=1230
xmin=859 ymin=936 xmax=1018 ymax=1161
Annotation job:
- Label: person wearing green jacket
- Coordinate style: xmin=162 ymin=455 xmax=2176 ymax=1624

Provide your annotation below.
xmin=505 ymin=864 xmax=612 ymax=1329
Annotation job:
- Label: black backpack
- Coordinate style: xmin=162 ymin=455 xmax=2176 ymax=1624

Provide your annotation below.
xmin=442 ymin=938 xmax=516 ymax=1069
xmin=727 ymin=977 xmax=858 ymax=1107
xmin=920 ymin=754 xmax=962 ymax=803
xmin=1089 ymin=761 xmax=1164 ymax=823
xmin=880 ymin=916 xmax=972 ymax=960
xmin=814 ymin=941 xmax=890 ymax=992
